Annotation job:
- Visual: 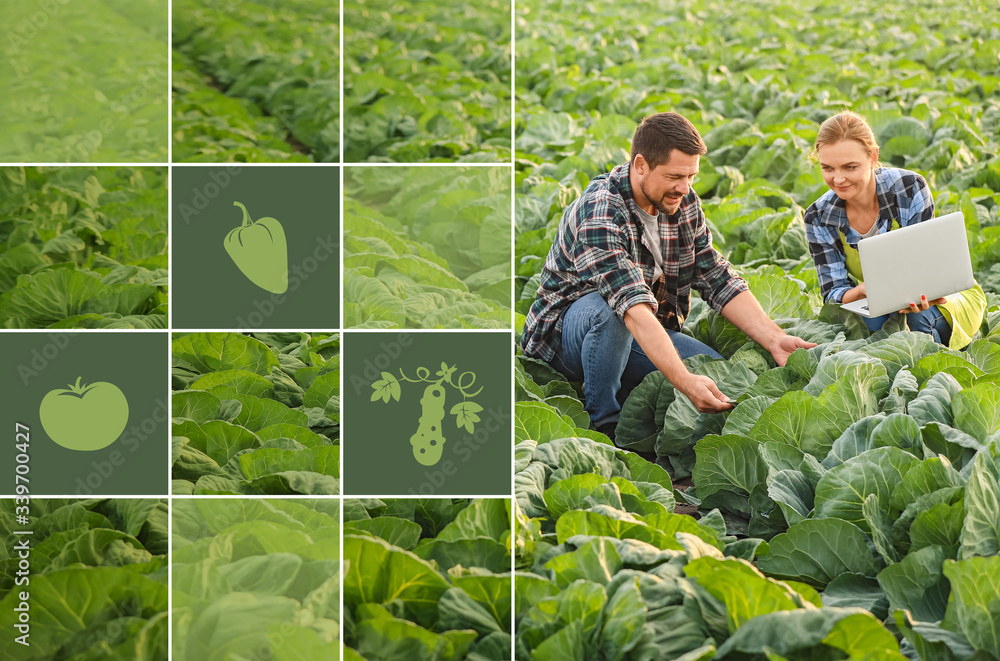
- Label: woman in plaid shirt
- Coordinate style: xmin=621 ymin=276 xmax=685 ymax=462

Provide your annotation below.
xmin=520 ymin=113 xmax=815 ymax=441
xmin=804 ymin=111 xmax=986 ymax=349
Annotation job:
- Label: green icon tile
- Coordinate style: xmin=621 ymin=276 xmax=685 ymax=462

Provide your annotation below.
xmin=344 ymin=332 xmax=511 ymax=496
xmin=0 ymin=333 xmax=169 ymax=496
xmin=172 ymin=166 xmax=340 ymax=330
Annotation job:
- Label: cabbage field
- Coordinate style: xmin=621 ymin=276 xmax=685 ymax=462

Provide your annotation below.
xmin=0 ymin=499 xmax=168 ymax=660
xmin=0 ymin=0 xmax=168 ymax=162
xmin=172 ymin=0 xmax=339 ymax=162
xmin=344 ymin=167 xmax=512 ymax=329
xmin=344 ymin=498 xmax=512 ymax=661
xmin=172 ymin=332 xmax=340 ymax=496
xmin=172 ymin=498 xmax=340 ymax=660
xmin=343 ymin=0 xmax=512 ymax=162
xmin=0 ymin=167 xmax=168 ymax=329
xmin=514 ymin=0 xmax=1000 ymax=658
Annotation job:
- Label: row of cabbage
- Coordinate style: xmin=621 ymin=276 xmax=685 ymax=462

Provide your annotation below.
xmin=343 ymin=0 xmax=512 ymax=162
xmin=172 ymin=332 xmax=340 ymax=495
xmin=344 ymin=167 xmax=512 ymax=329
xmin=173 ymin=0 xmax=339 ymax=162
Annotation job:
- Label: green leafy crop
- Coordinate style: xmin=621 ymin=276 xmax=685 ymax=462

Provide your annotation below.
xmin=172 ymin=498 xmax=340 ymax=660
xmin=513 ymin=0 xmax=1000 ymax=657
xmin=344 ymin=0 xmax=512 ymax=162
xmin=514 ymin=0 xmax=1000 ymax=307
xmin=0 ymin=167 xmax=168 ymax=329
xmin=171 ymin=332 xmax=340 ymax=495
xmin=173 ymin=0 xmax=340 ymax=162
xmin=171 ymin=50 xmax=313 ymax=163
xmin=344 ymin=167 xmax=512 ymax=329
xmin=512 ymin=455 xmax=908 ymax=659
xmin=0 ymin=499 xmax=169 ymax=661
xmin=0 ymin=0 xmax=168 ymax=163
xmin=344 ymin=498 xmax=512 ymax=661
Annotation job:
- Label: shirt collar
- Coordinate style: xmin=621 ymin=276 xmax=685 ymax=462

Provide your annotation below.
xmin=817 ymin=168 xmax=893 ymax=232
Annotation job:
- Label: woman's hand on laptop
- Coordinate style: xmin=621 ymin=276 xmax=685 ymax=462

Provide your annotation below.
xmin=842 ymin=282 xmax=866 ymax=304
xmin=900 ymin=294 xmax=947 ymax=314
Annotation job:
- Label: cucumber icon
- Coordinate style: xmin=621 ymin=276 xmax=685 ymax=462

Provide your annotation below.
xmin=410 ymin=384 xmax=447 ymax=466
xmin=370 ymin=362 xmax=482 ymax=468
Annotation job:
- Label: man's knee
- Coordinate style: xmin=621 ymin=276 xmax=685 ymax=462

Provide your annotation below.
xmin=687 ymin=342 xmax=722 ymax=361
xmin=667 ymin=330 xmax=722 ymax=361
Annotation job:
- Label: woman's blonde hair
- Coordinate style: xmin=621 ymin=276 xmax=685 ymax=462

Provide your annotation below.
xmin=810 ymin=110 xmax=881 ymax=167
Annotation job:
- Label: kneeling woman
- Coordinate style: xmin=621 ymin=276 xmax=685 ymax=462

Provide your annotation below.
xmin=804 ymin=110 xmax=985 ymax=348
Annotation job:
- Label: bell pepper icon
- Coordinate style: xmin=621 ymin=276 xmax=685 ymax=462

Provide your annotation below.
xmin=224 ymin=201 xmax=288 ymax=294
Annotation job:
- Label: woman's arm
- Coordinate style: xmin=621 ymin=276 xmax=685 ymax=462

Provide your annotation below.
xmin=841 ymin=281 xmax=867 ymax=304
xmin=804 ymin=205 xmax=859 ymax=304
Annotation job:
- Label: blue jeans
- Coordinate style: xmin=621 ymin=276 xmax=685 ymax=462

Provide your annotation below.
xmin=549 ymin=292 xmax=722 ymax=428
xmin=863 ymin=306 xmax=952 ymax=346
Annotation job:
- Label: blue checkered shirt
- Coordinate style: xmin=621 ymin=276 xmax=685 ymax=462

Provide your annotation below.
xmin=805 ymin=167 xmax=935 ymax=304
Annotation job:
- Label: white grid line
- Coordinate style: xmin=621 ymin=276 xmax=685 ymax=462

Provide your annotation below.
xmin=0 ymin=0 xmax=523 ymax=656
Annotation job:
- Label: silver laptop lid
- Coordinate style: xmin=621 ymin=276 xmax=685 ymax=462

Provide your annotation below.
xmin=858 ymin=211 xmax=974 ymax=317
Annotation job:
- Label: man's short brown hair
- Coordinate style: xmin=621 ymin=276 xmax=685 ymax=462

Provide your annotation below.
xmin=630 ymin=112 xmax=707 ymax=169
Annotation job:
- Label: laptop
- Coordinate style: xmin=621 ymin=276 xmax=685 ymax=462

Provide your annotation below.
xmin=840 ymin=211 xmax=974 ymax=318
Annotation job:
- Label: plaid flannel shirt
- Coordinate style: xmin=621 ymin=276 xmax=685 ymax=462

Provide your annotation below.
xmin=804 ymin=167 xmax=935 ymax=304
xmin=520 ymin=163 xmax=748 ymax=362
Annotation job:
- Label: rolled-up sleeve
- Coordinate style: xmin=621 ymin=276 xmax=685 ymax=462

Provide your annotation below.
xmin=691 ymin=212 xmax=748 ymax=311
xmin=804 ymin=205 xmax=852 ymax=304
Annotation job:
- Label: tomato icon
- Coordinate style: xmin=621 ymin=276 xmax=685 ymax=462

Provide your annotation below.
xmin=39 ymin=377 xmax=129 ymax=451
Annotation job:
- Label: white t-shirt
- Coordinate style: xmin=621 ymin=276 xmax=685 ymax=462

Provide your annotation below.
xmin=634 ymin=205 xmax=666 ymax=281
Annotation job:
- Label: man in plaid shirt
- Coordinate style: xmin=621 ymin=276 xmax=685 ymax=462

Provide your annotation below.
xmin=520 ymin=113 xmax=815 ymax=440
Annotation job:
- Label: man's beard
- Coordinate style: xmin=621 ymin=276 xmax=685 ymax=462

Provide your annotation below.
xmin=640 ymin=180 xmax=681 ymax=216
